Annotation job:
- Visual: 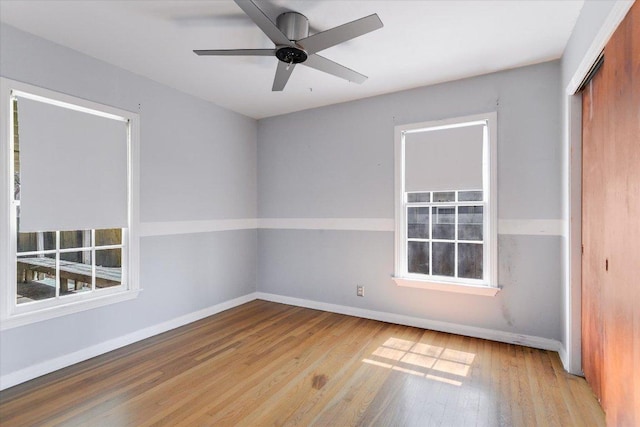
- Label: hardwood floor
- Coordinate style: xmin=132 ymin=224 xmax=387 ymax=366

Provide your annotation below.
xmin=0 ymin=300 xmax=604 ymax=426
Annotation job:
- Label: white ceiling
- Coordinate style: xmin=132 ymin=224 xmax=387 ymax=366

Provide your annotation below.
xmin=0 ymin=0 xmax=584 ymax=119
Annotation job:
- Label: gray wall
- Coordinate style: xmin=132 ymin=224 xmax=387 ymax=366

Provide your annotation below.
xmin=0 ymin=24 xmax=258 ymax=376
xmin=258 ymin=61 xmax=563 ymax=341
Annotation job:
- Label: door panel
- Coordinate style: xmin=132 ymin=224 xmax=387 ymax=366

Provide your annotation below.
xmin=581 ymin=3 xmax=639 ymax=425
xmin=601 ymin=4 xmax=639 ymax=425
xmin=581 ymin=66 xmax=605 ymax=405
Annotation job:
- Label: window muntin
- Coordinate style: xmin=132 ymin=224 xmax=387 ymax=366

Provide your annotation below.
xmin=1 ymin=78 xmax=140 ymax=328
xmin=394 ymin=113 xmax=497 ymax=290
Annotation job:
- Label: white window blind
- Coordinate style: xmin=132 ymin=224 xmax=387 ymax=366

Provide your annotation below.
xmin=404 ymin=124 xmax=484 ymax=192
xmin=17 ymin=96 xmax=128 ymax=232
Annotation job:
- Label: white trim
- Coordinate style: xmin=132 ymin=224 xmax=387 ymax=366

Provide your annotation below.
xmin=11 ymin=90 xmax=128 ymax=122
xmin=6 ymin=81 xmax=137 ymax=123
xmin=258 ymin=217 xmax=395 ymax=232
xmin=0 ymin=79 xmax=12 ymax=325
xmin=563 ymin=0 xmax=634 ymax=375
xmin=137 ymin=218 xmax=565 ymax=236
xmin=128 ymin=106 xmax=141 ymax=300
xmin=557 ymin=344 xmax=573 ymax=376
xmin=0 ymin=292 xmax=257 ymax=390
xmin=139 ymin=218 xmax=258 ymax=237
xmin=565 ymin=94 xmax=584 ymax=375
xmin=487 ymin=114 xmax=498 ymax=289
xmin=393 ymin=277 xmax=500 ymax=296
xmin=498 ymin=219 xmax=564 ymax=236
xmin=256 ymin=292 xmax=562 ymax=352
xmin=565 ymin=0 xmax=635 ymax=95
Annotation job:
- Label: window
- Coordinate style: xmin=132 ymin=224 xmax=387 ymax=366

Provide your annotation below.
xmin=393 ymin=113 xmax=498 ymax=296
xmin=1 ymin=78 xmax=140 ymax=329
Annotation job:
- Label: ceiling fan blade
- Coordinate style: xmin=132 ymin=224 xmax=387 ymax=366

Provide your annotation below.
xmin=233 ymin=0 xmax=292 ymax=47
xmin=297 ymin=14 xmax=383 ymax=55
xmin=194 ymin=49 xmax=275 ymax=56
xmin=302 ymin=54 xmax=367 ymax=84
xmin=272 ymin=61 xmax=296 ymax=91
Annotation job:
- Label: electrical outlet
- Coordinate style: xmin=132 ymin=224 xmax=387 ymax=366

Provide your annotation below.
xmin=356 ymin=285 xmax=364 ymax=297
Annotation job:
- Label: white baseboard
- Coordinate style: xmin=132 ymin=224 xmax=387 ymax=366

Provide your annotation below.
xmin=0 ymin=292 xmax=258 ymax=391
xmin=557 ymin=344 xmax=583 ymax=376
xmin=256 ymin=292 xmax=562 ymax=352
xmin=558 ymin=345 xmax=569 ymax=372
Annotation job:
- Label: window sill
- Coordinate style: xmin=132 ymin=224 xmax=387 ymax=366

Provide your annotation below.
xmin=0 ymin=289 xmax=141 ymax=330
xmin=393 ymin=277 xmax=500 ymax=296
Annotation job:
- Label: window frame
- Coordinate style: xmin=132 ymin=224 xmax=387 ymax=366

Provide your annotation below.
xmin=0 ymin=78 xmax=141 ymax=329
xmin=393 ymin=112 xmax=499 ymax=296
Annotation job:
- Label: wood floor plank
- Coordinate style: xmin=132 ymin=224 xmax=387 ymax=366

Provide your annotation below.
xmin=0 ymin=301 xmax=604 ymax=426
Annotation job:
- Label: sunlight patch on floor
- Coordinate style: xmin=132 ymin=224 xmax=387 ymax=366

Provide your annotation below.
xmin=362 ymin=336 xmax=475 ymax=386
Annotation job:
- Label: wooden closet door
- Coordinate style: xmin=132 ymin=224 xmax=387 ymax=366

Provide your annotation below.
xmin=602 ymin=4 xmax=640 ymax=424
xmin=582 ymin=3 xmax=639 ymax=425
xmin=581 ymin=68 xmax=605 ymax=405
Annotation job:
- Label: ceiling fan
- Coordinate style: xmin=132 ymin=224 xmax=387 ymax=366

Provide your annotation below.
xmin=194 ymin=0 xmax=383 ymax=91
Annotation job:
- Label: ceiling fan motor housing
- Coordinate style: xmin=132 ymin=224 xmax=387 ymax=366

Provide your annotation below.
xmin=275 ymin=12 xmax=309 ymax=64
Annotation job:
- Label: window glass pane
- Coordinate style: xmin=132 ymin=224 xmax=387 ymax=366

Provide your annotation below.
xmin=407 ymin=192 xmax=430 ymax=203
xmin=96 ymin=248 xmax=122 ymax=289
xmin=432 ymin=242 xmax=455 ymax=277
xmin=408 ymin=242 xmax=429 ymax=274
xmin=60 ymin=251 xmax=92 ymax=293
xmin=432 ymin=207 xmax=455 ymax=240
xmin=17 ymin=231 xmax=56 ymax=253
xmin=458 ymin=206 xmax=483 ymax=241
xmin=95 ymin=228 xmax=122 ymax=247
xmin=16 ymin=255 xmax=56 ymax=304
xmin=458 ymin=243 xmax=483 ymax=280
xmin=408 ymin=207 xmax=429 ymax=238
xmin=433 ymin=191 xmax=455 ymax=202
xmin=60 ymin=230 xmax=91 ymax=249
xmin=458 ymin=190 xmax=483 ymax=201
